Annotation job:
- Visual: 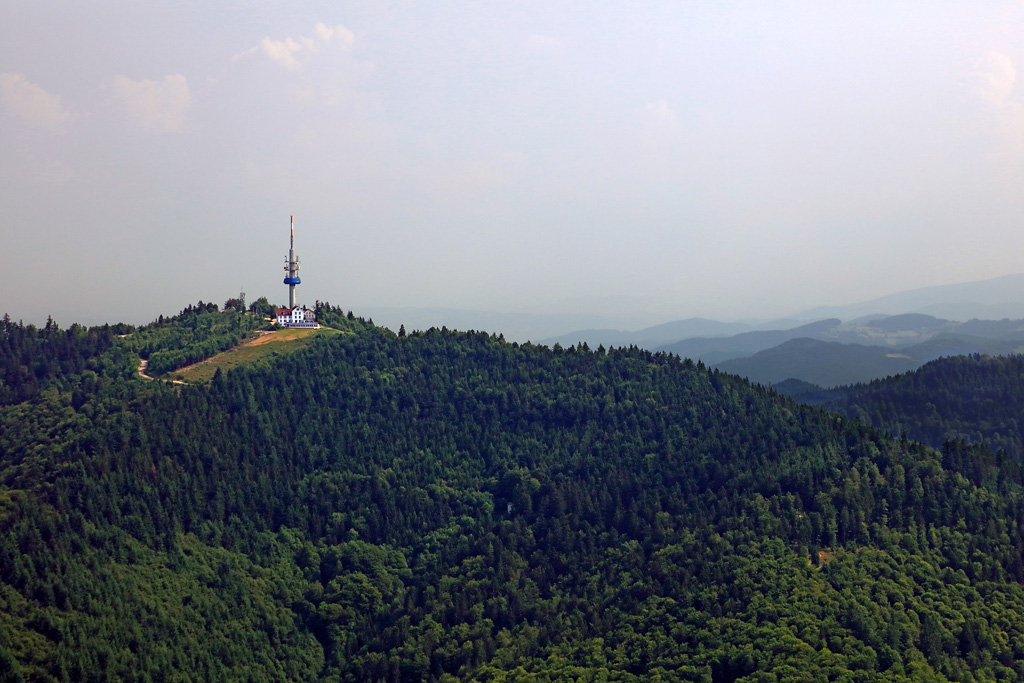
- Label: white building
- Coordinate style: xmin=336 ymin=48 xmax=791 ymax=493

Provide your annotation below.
xmin=275 ymin=307 xmax=319 ymax=328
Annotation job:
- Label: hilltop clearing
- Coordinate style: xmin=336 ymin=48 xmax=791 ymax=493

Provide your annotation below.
xmin=169 ymin=327 xmax=341 ymax=383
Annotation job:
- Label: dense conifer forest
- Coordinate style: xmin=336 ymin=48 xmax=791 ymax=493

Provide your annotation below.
xmin=2 ymin=305 xmax=1024 ymax=681
xmin=791 ymin=355 xmax=1024 ymax=462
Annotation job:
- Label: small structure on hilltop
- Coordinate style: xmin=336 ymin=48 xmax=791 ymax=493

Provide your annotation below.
xmin=275 ymin=216 xmax=319 ymax=328
xmin=275 ymin=306 xmax=318 ymax=328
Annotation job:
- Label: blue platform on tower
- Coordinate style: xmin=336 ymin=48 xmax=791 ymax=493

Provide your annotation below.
xmin=283 ymin=277 xmax=301 ymax=285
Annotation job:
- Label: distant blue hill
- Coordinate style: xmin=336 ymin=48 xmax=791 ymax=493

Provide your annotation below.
xmin=657 ymin=319 xmax=843 ymax=365
xmin=715 ymin=338 xmax=919 ymax=387
xmin=718 ymin=332 xmax=1024 ymax=387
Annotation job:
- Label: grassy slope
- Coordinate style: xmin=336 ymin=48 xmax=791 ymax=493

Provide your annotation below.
xmin=169 ymin=327 xmax=341 ymax=383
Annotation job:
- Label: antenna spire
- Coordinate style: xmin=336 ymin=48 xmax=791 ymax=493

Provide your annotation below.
xmin=283 ymin=215 xmax=301 ymax=308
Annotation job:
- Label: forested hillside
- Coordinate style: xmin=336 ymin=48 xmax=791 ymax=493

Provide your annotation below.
xmin=125 ymin=301 xmax=266 ymax=376
xmin=2 ymin=306 xmax=1024 ymax=681
xmin=806 ymin=354 xmax=1024 ymax=462
xmin=0 ymin=301 xmax=265 ymax=409
xmin=0 ymin=314 xmax=132 ymax=406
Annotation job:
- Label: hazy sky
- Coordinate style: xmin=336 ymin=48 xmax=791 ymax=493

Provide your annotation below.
xmin=3 ymin=1 xmax=1024 ymax=331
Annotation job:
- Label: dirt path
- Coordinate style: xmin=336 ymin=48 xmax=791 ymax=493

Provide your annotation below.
xmin=135 ymin=330 xmax=313 ymax=385
xmin=137 ymin=358 xmax=187 ymax=385
xmin=137 ymin=331 xmax=279 ymax=384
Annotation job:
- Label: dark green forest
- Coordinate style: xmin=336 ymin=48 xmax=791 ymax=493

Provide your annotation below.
xmin=790 ymin=354 xmax=1024 ymax=462
xmin=3 ymin=306 xmax=1024 ymax=681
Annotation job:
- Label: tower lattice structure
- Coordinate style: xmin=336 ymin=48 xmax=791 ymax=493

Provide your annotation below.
xmin=283 ymin=215 xmax=301 ymax=309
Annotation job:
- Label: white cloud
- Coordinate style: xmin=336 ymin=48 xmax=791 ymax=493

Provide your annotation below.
xmin=315 ymin=22 xmax=354 ymax=47
xmin=112 ymin=74 xmax=191 ymax=132
xmin=231 ymin=46 xmax=259 ymax=63
xmin=0 ymin=72 xmax=77 ymax=134
xmin=253 ymin=23 xmax=356 ymax=71
xmin=976 ymin=51 xmax=1016 ymax=106
xmin=971 ymin=51 xmax=1024 ymax=163
xmin=261 ymin=36 xmax=304 ymax=70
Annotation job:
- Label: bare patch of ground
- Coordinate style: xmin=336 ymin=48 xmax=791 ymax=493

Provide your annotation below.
xmin=137 ymin=359 xmax=187 ymax=385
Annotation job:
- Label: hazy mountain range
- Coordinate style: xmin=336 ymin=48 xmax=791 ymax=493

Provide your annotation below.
xmin=529 ymin=274 xmax=1024 ymax=386
xmin=707 ymin=317 xmax=1024 ymax=386
xmin=365 ymin=273 xmax=1024 ymax=346
xmin=715 ymin=334 xmax=1020 ymax=387
xmin=539 ymin=317 xmax=769 ymax=351
xmin=541 ymin=273 xmax=1024 ymax=348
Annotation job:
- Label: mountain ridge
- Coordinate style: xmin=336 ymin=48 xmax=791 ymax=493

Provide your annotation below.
xmin=3 ymin=303 xmax=1024 ymax=680
xmin=543 ymin=272 xmax=1024 ymax=354
xmin=710 ymin=328 xmax=1024 ymax=386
